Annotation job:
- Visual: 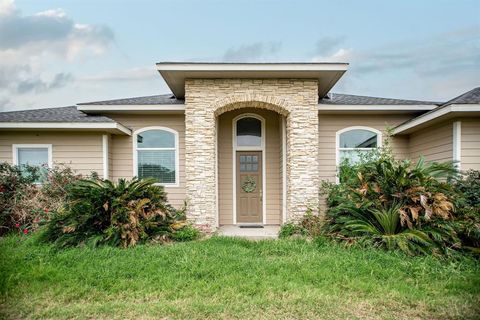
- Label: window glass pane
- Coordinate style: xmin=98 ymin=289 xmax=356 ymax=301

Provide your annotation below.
xmin=137 ymin=150 xmax=176 ymax=183
xmin=18 ymin=148 xmax=48 ymax=167
xmin=237 ymin=117 xmax=261 ymax=147
xmin=339 ymin=129 xmax=377 ymax=148
xmin=137 ymin=130 xmax=175 ymax=148
xmin=339 ymin=149 xmax=370 ymax=164
xmin=17 ymin=148 xmax=49 ymax=183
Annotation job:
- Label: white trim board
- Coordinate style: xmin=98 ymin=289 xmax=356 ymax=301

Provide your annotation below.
xmin=453 ymin=121 xmax=462 ymax=170
xmin=393 ymin=104 xmax=480 ymax=134
xmin=281 ymin=116 xmax=287 ymax=223
xmin=0 ymin=122 xmax=131 ymax=135
xmin=132 ymin=126 xmax=180 ymax=188
xmin=157 ymin=62 xmax=349 ymax=71
xmin=232 ymin=113 xmax=266 ymax=225
xmin=102 ymin=134 xmax=109 ymax=180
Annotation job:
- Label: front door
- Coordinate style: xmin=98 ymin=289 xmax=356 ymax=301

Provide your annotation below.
xmin=236 ymin=151 xmax=263 ymax=223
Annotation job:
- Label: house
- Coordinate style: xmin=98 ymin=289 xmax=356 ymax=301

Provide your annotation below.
xmin=1 ymin=62 xmax=479 ymax=233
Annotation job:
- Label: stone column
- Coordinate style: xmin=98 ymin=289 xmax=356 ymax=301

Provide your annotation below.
xmin=286 ymin=105 xmax=320 ymax=220
xmin=184 ymin=87 xmax=217 ymax=232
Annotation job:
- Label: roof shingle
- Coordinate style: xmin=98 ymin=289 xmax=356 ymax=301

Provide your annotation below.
xmin=0 ymin=106 xmax=115 ymax=123
xmin=78 ymin=94 xmax=184 ymax=105
xmin=440 ymin=87 xmax=480 ymax=106
xmin=319 ymin=93 xmax=440 ymax=105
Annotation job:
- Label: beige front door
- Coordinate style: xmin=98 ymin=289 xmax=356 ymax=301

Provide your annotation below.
xmin=236 ymin=151 xmax=263 ymax=223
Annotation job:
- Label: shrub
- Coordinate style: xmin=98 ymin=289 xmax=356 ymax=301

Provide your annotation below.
xmin=450 ymin=170 xmax=480 ymax=253
xmin=0 ymin=163 xmax=82 ymax=236
xmin=170 ymin=225 xmax=200 ymax=242
xmin=279 ymin=222 xmax=300 ymax=238
xmin=39 ymin=178 xmax=195 ymax=248
xmin=322 ymin=141 xmax=461 ymax=255
xmin=279 ymin=209 xmax=323 ymax=238
xmin=0 ymin=163 xmax=40 ymax=235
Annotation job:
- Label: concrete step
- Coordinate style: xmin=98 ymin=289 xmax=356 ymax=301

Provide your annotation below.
xmin=217 ymin=225 xmax=280 ymax=240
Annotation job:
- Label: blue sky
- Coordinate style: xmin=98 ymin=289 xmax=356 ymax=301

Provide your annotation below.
xmin=1 ymin=0 xmax=479 ymax=111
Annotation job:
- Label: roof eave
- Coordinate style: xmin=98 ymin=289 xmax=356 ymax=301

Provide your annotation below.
xmin=393 ymin=104 xmax=480 ymax=134
xmin=0 ymin=122 xmax=132 ymax=135
xmin=156 ymin=62 xmax=349 ymax=99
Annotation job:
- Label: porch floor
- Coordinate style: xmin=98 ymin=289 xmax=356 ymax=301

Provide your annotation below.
xmin=217 ymin=225 xmax=280 ymax=240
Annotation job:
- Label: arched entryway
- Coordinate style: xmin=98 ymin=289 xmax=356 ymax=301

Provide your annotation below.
xmin=216 ymin=107 xmax=286 ymax=226
xmin=184 ymin=79 xmax=320 ymax=232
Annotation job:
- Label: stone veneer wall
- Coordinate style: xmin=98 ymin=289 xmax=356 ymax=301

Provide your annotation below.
xmin=184 ymin=79 xmax=319 ymax=231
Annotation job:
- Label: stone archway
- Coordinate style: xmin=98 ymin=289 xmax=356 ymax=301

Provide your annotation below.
xmin=213 ymin=94 xmax=290 ymax=118
xmin=184 ymin=78 xmax=320 ymax=232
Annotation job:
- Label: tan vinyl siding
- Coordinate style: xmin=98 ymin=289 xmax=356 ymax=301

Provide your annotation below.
xmin=409 ymin=120 xmax=453 ymax=163
xmin=218 ymin=108 xmax=282 ymax=225
xmin=0 ymin=131 xmax=104 ymax=176
xmin=461 ymin=119 xmax=480 ymax=171
xmin=318 ymin=114 xmax=412 ymax=184
xmin=105 ymin=114 xmax=186 ymax=208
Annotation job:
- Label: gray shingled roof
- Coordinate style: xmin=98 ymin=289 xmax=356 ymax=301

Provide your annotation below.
xmin=78 ymin=94 xmax=184 ymax=105
xmin=0 ymin=106 xmax=115 ymax=123
xmin=79 ymin=92 xmax=439 ymax=106
xmin=319 ymin=93 xmax=440 ymax=105
xmin=440 ymin=87 xmax=480 ymax=107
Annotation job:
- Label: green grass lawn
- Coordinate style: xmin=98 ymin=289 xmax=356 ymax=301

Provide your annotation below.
xmin=1 ymin=236 xmax=479 ymax=320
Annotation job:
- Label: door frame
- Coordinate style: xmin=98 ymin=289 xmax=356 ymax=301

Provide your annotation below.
xmin=232 ymin=113 xmax=266 ymax=225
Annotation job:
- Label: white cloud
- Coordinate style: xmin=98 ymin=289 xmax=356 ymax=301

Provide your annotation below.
xmin=315 ymin=27 xmax=480 ymax=101
xmin=80 ymin=67 xmax=157 ymax=82
xmin=0 ymin=0 xmax=114 ymax=109
xmin=312 ymin=48 xmax=352 ymax=63
xmin=223 ymin=42 xmax=282 ymax=62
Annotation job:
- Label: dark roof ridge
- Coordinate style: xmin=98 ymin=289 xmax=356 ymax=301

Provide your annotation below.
xmin=439 ymin=86 xmax=480 ymax=107
xmin=320 ymin=92 xmax=441 ymax=105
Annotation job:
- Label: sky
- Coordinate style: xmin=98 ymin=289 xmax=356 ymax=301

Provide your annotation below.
xmin=0 ymin=0 xmax=479 ymax=111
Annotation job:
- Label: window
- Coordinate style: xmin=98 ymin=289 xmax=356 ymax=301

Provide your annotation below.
xmin=337 ymin=127 xmax=381 ymax=165
xmin=13 ymin=144 xmax=52 ymax=183
xmin=236 ymin=117 xmax=262 ymax=147
xmin=134 ymin=128 xmax=178 ymax=186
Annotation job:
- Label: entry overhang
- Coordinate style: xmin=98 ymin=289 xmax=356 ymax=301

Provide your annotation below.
xmin=156 ymin=62 xmax=349 ymax=99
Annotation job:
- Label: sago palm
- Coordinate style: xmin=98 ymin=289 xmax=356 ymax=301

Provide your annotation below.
xmin=335 ymin=202 xmax=437 ymax=255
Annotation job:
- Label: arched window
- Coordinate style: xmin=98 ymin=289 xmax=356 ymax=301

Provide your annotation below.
xmin=236 ymin=117 xmax=262 ymax=147
xmin=337 ymin=127 xmax=381 ymax=165
xmin=134 ymin=127 xmax=179 ymax=186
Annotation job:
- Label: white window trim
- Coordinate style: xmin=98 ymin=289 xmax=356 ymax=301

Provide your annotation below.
xmin=102 ymin=134 xmax=109 ymax=180
xmin=335 ymin=126 xmax=382 ymax=183
xmin=232 ymin=113 xmax=266 ymax=225
xmin=12 ymin=144 xmax=53 ymax=168
xmin=132 ymin=126 xmax=180 ymax=187
xmin=453 ymin=121 xmax=461 ymax=170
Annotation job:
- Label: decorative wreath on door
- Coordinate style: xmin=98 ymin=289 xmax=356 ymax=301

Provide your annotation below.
xmin=241 ymin=176 xmax=257 ymax=193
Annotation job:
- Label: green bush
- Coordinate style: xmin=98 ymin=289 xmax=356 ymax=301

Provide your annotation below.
xmin=39 ymin=177 xmax=195 ymax=248
xmin=450 ymin=170 xmax=480 ymax=252
xmin=0 ymin=163 xmax=82 ymax=236
xmin=279 ymin=209 xmax=323 ymax=238
xmin=279 ymin=222 xmax=300 ymax=238
xmin=170 ymin=225 xmax=200 ymax=242
xmin=0 ymin=163 xmax=40 ymax=235
xmin=321 ymin=140 xmax=462 ymax=255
